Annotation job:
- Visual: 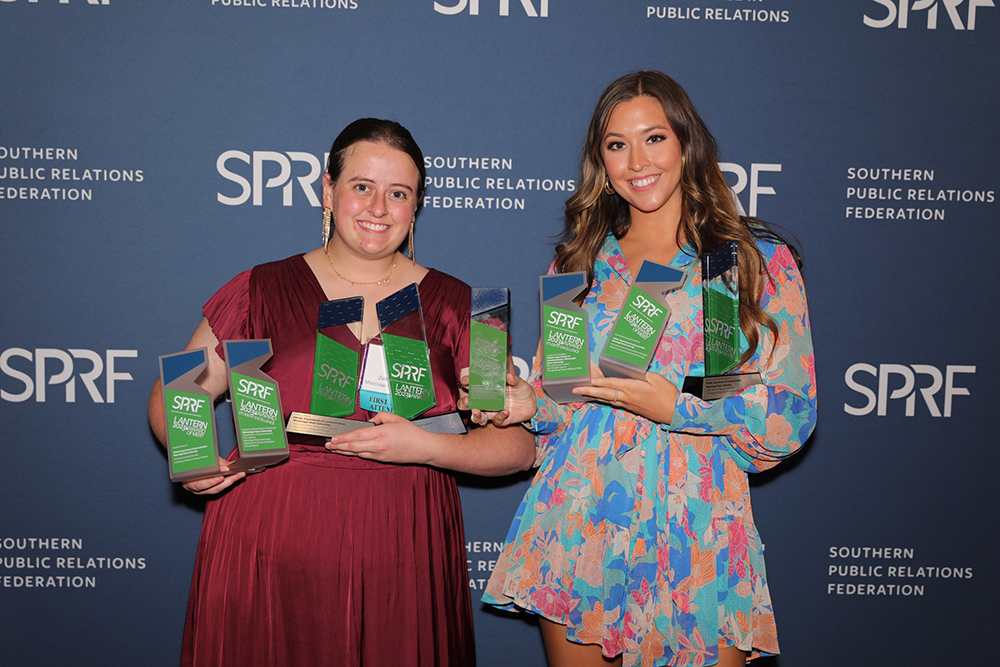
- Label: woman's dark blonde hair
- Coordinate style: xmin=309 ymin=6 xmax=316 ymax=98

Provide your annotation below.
xmin=556 ymin=70 xmax=794 ymax=365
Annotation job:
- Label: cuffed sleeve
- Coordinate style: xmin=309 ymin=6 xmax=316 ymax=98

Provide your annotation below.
xmin=668 ymin=244 xmax=817 ymax=472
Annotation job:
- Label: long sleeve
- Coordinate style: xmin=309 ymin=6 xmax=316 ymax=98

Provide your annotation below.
xmin=667 ymin=243 xmax=817 ymax=472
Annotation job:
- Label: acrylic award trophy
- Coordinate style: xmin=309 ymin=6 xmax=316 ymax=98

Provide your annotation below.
xmin=682 ymin=240 xmax=762 ymax=400
xmin=286 ymin=297 xmax=372 ymax=438
xmin=377 ymin=283 xmax=437 ymax=420
xmin=222 ymin=339 xmax=289 ymax=472
xmin=311 ymin=297 xmax=363 ymax=417
xmin=469 ymin=287 xmax=510 ymax=412
xmin=599 ymin=260 xmax=686 ymax=379
xmin=159 ymin=348 xmax=223 ymax=483
xmin=540 ymin=272 xmax=591 ymax=403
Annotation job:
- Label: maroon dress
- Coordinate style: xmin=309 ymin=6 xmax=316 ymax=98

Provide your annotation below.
xmin=180 ymin=255 xmax=475 ymax=667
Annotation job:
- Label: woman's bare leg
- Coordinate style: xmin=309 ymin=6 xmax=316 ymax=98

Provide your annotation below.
xmin=540 ymin=618 xmax=748 ymax=667
xmin=716 ymin=645 xmax=749 ymax=667
xmin=538 ymin=618 xmax=622 ymax=667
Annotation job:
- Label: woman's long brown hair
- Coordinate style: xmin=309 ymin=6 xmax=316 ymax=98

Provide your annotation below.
xmin=556 ymin=71 xmax=798 ymax=366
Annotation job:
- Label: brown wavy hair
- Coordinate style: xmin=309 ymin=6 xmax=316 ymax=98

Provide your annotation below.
xmin=556 ymin=71 xmax=793 ymax=365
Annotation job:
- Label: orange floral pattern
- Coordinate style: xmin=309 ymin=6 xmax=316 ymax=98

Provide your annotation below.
xmin=484 ymin=235 xmax=816 ymax=665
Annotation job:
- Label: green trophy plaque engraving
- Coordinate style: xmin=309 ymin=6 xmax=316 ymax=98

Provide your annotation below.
xmin=541 ymin=272 xmax=591 ymax=403
xmin=159 ymin=348 xmax=223 ymax=483
xmin=469 ymin=287 xmax=510 ymax=412
xmin=377 ymin=283 xmax=436 ymax=420
xmin=683 ymin=241 xmax=763 ymax=400
xmin=599 ymin=260 xmax=685 ymax=379
xmin=223 ymin=339 xmax=289 ymax=472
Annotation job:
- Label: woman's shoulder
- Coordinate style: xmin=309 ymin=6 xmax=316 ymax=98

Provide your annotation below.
xmin=422 ymin=267 xmax=471 ymax=298
xmin=247 ymin=253 xmax=308 ymax=276
xmin=416 ymin=268 xmax=472 ymax=326
xmin=748 ymin=222 xmax=800 ymax=271
xmin=238 ymin=253 xmax=311 ymax=290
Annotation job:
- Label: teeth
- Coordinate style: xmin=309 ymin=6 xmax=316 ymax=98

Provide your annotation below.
xmin=358 ymin=221 xmax=389 ymax=231
xmin=630 ymin=175 xmax=659 ymax=188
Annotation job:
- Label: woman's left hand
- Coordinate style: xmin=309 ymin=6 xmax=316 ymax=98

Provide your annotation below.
xmin=325 ymin=412 xmax=434 ymax=465
xmin=573 ymin=371 xmax=679 ymax=424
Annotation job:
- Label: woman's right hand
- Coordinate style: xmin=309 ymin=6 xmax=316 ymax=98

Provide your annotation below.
xmin=494 ymin=370 xmax=538 ymax=426
xmin=181 ymin=458 xmax=246 ymax=495
xmin=460 ymin=366 xmax=538 ymax=427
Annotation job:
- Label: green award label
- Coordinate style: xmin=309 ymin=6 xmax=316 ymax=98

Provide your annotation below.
xmin=310 ymin=296 xmax=364 ymax=418
xmin=603 ymin=287 xmax=668 ymax=367
xmin=377 ymin=284 xmax=436 ymax=420
xmin=469 ymin=319 xmax=507 ymax=411
xmin=311 ymin=336 xmax=360 ymax=417
xmin=222 ymin=339 xmax=288 ymax=472
xmin=540 ymin=272 xmax=591 ymax=403
xmin=704 ymin=287 xmax=740 ymax=376
xmin=382 ymin=332 xmax=436 ymax=420
xmin=159 ymin=348 xmax=222 ymax=482
xmin=164 ymin=388 xmax=218 ymax=474
xmin=231 ymin=372 xmax=286 ymax=451
xmin=543 ymin=305 xmax=589 ymax=378
xmin=599 ymin=260 xmax=685 ymax=380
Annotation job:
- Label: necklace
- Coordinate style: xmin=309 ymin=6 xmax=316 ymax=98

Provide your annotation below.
xmin=325 ymin=244 xmax=396 ymax=286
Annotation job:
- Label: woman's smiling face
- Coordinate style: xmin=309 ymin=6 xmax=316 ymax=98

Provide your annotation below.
xmin=323 ymin=140 xmax=420 ymax=260
xmin=601 ymin=95 xmax=684 ymax=223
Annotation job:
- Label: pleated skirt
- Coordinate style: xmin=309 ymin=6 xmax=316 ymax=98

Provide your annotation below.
xmin=180 ymin=446 xmax=475 ymax=667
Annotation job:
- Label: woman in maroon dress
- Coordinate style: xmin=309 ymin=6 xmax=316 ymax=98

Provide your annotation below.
xmin=148 ymin=118 xmax=535 ymax=666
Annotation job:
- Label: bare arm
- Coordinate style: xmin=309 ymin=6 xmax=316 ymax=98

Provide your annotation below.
xmin=325 ymin=412 xmax=535 ymax=476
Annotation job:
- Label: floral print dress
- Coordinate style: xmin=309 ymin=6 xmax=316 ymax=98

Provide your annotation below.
xmin=483 ymin=234 xmax=817 ymax=666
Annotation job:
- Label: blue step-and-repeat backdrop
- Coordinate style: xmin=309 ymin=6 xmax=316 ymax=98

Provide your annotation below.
xmin=1 ymin=1 xmax=997 ymax=665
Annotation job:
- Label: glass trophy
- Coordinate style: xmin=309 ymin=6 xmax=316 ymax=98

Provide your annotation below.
xmin=377 ymin=283 xmax=436 ymax=420
xmin=469 ymin=287 xmax=510 ymax=412
xmin=287 ymin=297 xmax=370 ymax=437
xmin=310 ymin=297 xmax=363 ymax=417
xmin=222 ymin=339 xmax=289 ymax=472
xmin=683 ymin=240 xmax=762 ymax=400
xmin=540 ymin=272 xmax=591 ymax=403
xmin=160 ymin=348 xmax=223 ymax=482
xmin=599 ymin=260 xmax=685 ymax=379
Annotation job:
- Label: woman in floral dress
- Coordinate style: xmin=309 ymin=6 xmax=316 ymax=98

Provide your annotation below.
xmin=483 ymin=71 xmax=817 ymax=667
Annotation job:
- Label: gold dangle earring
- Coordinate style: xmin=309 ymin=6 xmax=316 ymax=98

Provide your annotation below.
xmin=604 ymin=177 xmax=615 ymax=196
xmin=408 ymin=221 xmax=415 ymax=263
xmin=322 ymin=208 xmax=332 ymax=247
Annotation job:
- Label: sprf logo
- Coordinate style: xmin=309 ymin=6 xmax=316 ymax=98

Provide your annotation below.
xmin=631 ymin=294 xmax=663 ymax=319
xmin=391 ymin=363 xmax=428 ymax=383
xmin=217 ymin=151 xmax=324 ymax=207
xmin=317 ymin=364 xmax=354 ymax=388
xmin=705 ymin=316 xmax=736 ymax=339
xmin=433 ymin=0 xmax=548 ymax=17
xmin=547 ymin=311 xmax=582 ymax=330
xmin=719 ymin=162 xmax=781 ymax=218
xmin=863 ymin=0 xmax=995 ymax=29
xmin=843 ymin=363 xmax=975 ymax=417
xmin=172 ymin=396 xmax=206 ymax=413
xmin=1 ymin=348 xmax=137 ymax=403
xmin=235 ymin=377 xmax=273 ymax=400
